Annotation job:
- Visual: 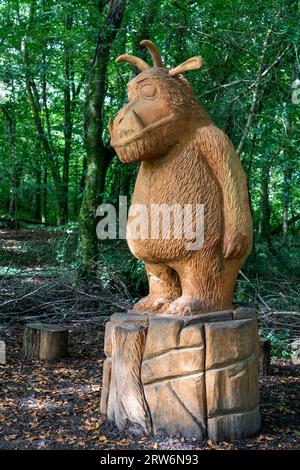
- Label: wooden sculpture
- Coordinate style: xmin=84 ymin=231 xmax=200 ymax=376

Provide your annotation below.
xmin=109 ymin=40 xmax=253 ymax=316
xmin=103 ymin=41 xmax=260 ymax=441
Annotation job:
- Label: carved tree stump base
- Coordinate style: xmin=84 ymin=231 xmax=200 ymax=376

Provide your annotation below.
xmin=101 ymin=307 xmax=261 ymax=442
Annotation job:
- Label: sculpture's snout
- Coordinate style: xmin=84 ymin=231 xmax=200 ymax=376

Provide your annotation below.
xmin=110 ymin=107 xmax=146 ymax=147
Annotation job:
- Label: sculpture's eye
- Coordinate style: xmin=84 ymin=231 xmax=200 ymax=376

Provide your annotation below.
xmin=140 ymin=83 xmax=158 ymax=99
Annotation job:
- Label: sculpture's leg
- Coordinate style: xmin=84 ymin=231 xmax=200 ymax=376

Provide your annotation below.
xmin=133 ymin=262 xmax=181 ymax=313
xmin=165 ymin=256 xmax=241 ymax=316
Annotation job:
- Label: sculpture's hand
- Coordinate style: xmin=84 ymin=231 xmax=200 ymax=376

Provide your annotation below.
xmin=223 ymin=232 xmax=249 ymax=259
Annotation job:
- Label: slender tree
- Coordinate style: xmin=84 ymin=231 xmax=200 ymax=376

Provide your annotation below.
xmin=77 ymin=0 xmax=126 ymax=278
xmin=0 ymin=103 xmax=19 ymax=227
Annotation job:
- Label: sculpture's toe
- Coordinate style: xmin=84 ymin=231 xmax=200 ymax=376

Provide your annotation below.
xmin=133 ymin=295 xmax=176 ymax=313
xmin=165 ymin=296 xmax=204 ymax=316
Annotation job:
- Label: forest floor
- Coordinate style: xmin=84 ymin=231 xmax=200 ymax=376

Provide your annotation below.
xmin=0 ymin=323 xmax=299 ymax=450
xmin=0 ymin=228 xmax=299 ymax=450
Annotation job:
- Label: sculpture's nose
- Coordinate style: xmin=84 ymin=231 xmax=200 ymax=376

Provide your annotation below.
xmin=115 ymin=111 xmax=125 ymax=126
xmin=114 ymin=102 xmax=132 ymax=126
xmin=109 ymin=106 xmax=129 ymax=136
xmin=113 ymin=107 xmax=145 ymax=140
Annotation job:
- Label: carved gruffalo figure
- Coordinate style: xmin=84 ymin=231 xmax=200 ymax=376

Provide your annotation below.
xmin=109 ymin=40 xmax=253 ymax=316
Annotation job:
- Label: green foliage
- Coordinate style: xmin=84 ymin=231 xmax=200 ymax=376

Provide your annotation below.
xmin=0 ymin=0 xmax=299 ymax=241
xmin=265 ymin=329 xmax=292 ymax=360
xmin=54 ymin=222 xmax=78 ymax=266
xmin=99 ymin=240 xmax=148 ymax=296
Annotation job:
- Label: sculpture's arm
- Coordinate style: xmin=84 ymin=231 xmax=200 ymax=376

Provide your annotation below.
xmin=197 ymin=125 xmax=253 ymax=259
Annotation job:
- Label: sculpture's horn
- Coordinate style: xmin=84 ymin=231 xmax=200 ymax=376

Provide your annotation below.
xmin=140 ymin=40 xmax=163 ymax=67
xmin=169 ymin=56 xmax=203 ymax=76
xmin=116 ymin=54 xmax=150 ymax=72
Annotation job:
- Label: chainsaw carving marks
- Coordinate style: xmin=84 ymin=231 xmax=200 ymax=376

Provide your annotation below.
xmin=101 ymin=308 xmax=261 ymax=442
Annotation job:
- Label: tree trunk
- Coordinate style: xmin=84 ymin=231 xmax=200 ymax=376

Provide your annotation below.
xmin=42 ymin=166 xmax=48 ymax=223
xmin=24 ymin=53 xmax=64 ymax=224
xmin=281 ymin=114 xmax=293 ymax=245
xmin=77 ymin=0 xmax=126 ymax=279
xmin=1 ymin=104 xmax=19 ymax=228
xmin=259 ymin=160 xmax=272 ymax=246
xmin=34 ymin=162 xmax=42 ymax=221
xmin=22 ymin=3 xmax=65 ymax=225
xmin=73 ymin=153 xmax=79 ymax=217
xmin=61 ymin=13 xmax=74 ymax=224
xmin=259 ymin=338 xmax=271 ymax=377
xmin=271 ymin=213 xmax=300 ymax=235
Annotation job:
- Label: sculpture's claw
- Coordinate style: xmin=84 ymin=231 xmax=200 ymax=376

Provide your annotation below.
xmin=165 ymin=296 xmax=204 ymax=316
xmin=223 ymin=234 xmax=249 ymax=259
xmin=133 ymin=295 xmax=177 ymax=313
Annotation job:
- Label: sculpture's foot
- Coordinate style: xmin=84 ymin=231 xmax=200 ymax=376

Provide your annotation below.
xmin=165 ymin=296 xmax=205 ymax=316
xmin=133 ymin=295 xmax=176 ymax=313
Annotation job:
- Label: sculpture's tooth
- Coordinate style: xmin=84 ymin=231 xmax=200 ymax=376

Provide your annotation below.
xmin=132 ymin=109 xmax=145 ymax=129
xmin=108 ymin=117 xmax=114 ymax=134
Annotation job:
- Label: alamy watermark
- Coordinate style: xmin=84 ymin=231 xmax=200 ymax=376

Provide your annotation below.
xmin=96 ymin=197 xmax=205 ymax=251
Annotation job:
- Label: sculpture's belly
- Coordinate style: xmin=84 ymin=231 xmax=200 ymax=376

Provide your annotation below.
xmin=127 ymin=151 xmax=223 ymax=263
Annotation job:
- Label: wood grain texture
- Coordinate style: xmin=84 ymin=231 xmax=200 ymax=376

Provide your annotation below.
xmin=100 ymin=358 xmax=111 ymax=414
xmin=107 ymin=323 xmax=152 ymax=435
xmin=101 ymin=311 xmax=261 ymax=442
xmin=23 ymin=323 xmax=68 ymax=361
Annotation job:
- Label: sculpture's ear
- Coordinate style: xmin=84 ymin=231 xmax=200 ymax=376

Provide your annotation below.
xmin=169 ymin=56 xmax=203 ymax=77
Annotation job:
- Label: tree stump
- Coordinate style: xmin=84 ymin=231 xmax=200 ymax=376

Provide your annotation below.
xmin=291 ymin=339 xmax=300 ymax=365
xmin=259 ymin=338 xmax=271 ymax=376
xmin=0 ymin=339 xmax=6 ymax=365
xmin=101 ymin=307 xmax=261 ymax=442
xmin=23 ymin=323 xmax=68 ymax=361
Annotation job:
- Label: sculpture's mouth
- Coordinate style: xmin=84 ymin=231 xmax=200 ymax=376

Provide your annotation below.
xmin=110 ymin=113 xmax=176 ymax=148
